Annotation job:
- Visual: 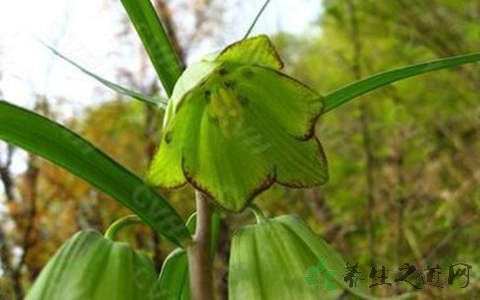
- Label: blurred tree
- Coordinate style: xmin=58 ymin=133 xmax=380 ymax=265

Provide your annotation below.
xmin=272 ymin=0 xmax=480 ymax=297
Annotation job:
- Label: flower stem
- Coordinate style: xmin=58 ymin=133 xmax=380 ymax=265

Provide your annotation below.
xmin=104 ymin=215 xmax=144 ymax=241
xmin=249 ymin=204 xmax=267 ymax=224
xmin=187 ymin=190 xmax=214 ymax=300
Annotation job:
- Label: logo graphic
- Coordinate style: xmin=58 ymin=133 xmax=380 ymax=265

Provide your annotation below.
xmin=305 ymin=258 xmax=339 ymax=292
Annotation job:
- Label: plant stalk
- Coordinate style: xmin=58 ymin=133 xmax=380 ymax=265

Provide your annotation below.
xmin=104 ymin=215 xmax=143 ymax=241
xmin=248 ymin=204 xmax=267 ymax=224
xmin=187 ymin=190 xmax=214 ymax=300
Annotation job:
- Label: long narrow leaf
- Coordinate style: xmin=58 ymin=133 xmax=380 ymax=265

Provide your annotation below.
xmin=324 ymin=52 xmax=480 ymax=113
xmin=43 ymin=43 xmax=167 ymax=108
xmin=120 ymin=0 xmax=184 ymax=97
xmin=0 ymin=100 xmax=190 ymax=246
xmin=156 ymin=248 xmax=190 ymax=300
xmin=243 ymin=0 xmax=271 ymax=39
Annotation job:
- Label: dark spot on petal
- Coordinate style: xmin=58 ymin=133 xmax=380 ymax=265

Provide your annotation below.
xmin=218 ymin=68 xmax=228 ymax=75
xmin=164 ymin=131 xmax=173 ymax=144
xmin=204 ymin=90 xmax=211 ymax=102
xmin=224 ymin=81 xmax=237 ymax=90
xmin=242 ymin=69 xmax=254 ymax=79
xmin=237 ymin=95 xmax=249 ymax=106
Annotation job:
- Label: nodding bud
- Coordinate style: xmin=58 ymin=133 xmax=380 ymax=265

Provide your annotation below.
xmin=26 ymin=231 xmax=160 ymax=300
xmin=229 ymin=215 xmax=369 ymax=300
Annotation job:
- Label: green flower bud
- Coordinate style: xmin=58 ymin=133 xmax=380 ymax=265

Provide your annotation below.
xmin=229 ymin=215 xmax=370 ymax=300
xmin=26 ymin=231 xmax=158 ymax=300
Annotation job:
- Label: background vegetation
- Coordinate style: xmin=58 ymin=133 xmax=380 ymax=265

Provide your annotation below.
xmin=0 ymin=0 xmax=479 ymax=299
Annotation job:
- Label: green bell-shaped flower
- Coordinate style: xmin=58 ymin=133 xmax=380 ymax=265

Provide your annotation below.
xmin=147 ymin=35 xmax=328 ymax=212
xmin=229 ymin=214 xmax=371 ymax=300
xmin=26 ymin=231 xmax=158 ymax=300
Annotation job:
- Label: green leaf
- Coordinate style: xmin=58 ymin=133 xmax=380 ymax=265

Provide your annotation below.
xmin=324 ymin=52 xmax=480 ymax=113
xmin=304 ymin=276 xmax=317 ymax=286
xmin=322 ymin=270 xmax=337 ymax=281
xmin=43 ymin=42 xmax=166 ymax=108
xmin=323 ymin=281 xmax=339 ymax=292
xmin=155 ymin=248 xmax=190 ymax=300
xmin=308 ymin=266 xmax=318 ymax=277
xmin=317 ymin=258 xmax=327 ymax=273
xmin=0 ymin=100 xmax=190 ymax=247
xmin=120 ymin=0 xmax=184 ymax=97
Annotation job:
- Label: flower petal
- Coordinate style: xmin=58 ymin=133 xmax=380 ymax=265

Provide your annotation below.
xmin=146 ymin=95 xmax=204 ymax=188
xmin=237 ymin=69 xmax=328 ymax=187
xmin=181 ymin=88 xmax=275 ymax=212
xmin=217 ymin=35 xmax=284 ymax=70
xmin=234 ymin=66 xmax=324 ymax=140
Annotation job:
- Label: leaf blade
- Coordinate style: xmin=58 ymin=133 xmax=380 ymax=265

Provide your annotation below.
xmin=120 ymin=0 xmax=184 ymax=96
xmin=156 ymin=248 xmax=190 ymax=300
xmin=324 ymin=52 xmax=480 ymax=113
xmin=0 ymin=100 xmax=190 ymax=246
xmin=43 ymin=42 xmax=166 ymax=108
